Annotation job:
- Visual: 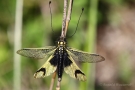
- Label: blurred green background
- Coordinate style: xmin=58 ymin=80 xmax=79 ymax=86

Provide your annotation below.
xmin=0 ymin=0 xmax=135 ymax=90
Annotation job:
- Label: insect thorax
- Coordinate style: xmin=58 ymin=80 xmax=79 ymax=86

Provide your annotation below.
xmin=57 ymin=40 xmax=66 ymax=48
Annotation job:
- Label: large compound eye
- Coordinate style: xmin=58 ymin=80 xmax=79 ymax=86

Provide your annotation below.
xmin=58 ymin=41 xmax=60 ymax=44
xmin=60 ymin=41 xmax=63 ymax=45
xmin=64 ymin=42 xmax=66 ymax=45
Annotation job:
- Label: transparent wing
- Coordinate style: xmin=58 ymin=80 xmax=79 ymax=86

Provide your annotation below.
xmin=66 ymin=47 xmax=105 ymax=63
xmin=17 ymin=46 xmax=56 ymax=59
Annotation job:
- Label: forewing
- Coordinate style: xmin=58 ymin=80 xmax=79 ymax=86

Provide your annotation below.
xmin=34 ymin=54 xmax=57 ymax=78
xmin=17 ymin=46 xmax=56 ymax=59
xmin=64 ymin=54 xmax=86 ymax=81
xmin=67 ymin=47 xmax=105 ymax=63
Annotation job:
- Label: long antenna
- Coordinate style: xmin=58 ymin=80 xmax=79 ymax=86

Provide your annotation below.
xmin=68 ymin=8 xmax=84 ymax=38
xmin=49 ymin=1 xmax=54 ymax=33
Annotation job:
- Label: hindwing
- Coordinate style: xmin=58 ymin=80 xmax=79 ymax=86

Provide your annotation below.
xmin=34 ymin=54 xmax=57 ymax=78
xmin=63 ymin=53 xmax=86 ymax=81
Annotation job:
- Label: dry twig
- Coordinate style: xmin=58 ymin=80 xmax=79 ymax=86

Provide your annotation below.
xmin=49 ymin=72 xmax=57 ymax=90
xmin=60 ymin=0 xmax=68 ymax=38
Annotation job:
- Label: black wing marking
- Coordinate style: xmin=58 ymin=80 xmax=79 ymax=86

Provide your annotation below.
xmin=64 ymin=54 xmax=86 ymax=81
xmin=17 ymin=46 xmax=56 ymax=59
xmin=67 ymin=47 xmax=105 ymax=63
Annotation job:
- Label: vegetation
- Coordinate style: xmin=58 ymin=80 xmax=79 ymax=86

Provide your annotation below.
xmin=0 ymin=0 xmax=135 ymax=90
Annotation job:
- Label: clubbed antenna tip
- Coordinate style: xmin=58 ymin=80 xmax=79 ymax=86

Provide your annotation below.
xmin=82 ymin=8 xmax=84 ymax=11
xmin=49 ymin=1 xmax=51 ymax=4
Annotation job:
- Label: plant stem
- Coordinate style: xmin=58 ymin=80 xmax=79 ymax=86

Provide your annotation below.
xmin=13 ymin=0 xmax=23 ymax=90
xmin=61 ymin=0 xmax=68 ymax=38
xmin=60 ymin=0 xmax=73 ymax=38
xmin=80 ymin=0 xmax=98 ymax=90
xmin=49 ymin=72 xmax=57 ymax=90
xmin=64 ymin=0 xmax=73 ymax=36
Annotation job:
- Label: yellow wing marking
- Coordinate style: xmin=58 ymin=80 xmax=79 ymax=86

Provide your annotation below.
xmin=34 ymin=55 xmax=57 ymax=78
xmin=64 ymin=55 xmax=86 ymax=81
